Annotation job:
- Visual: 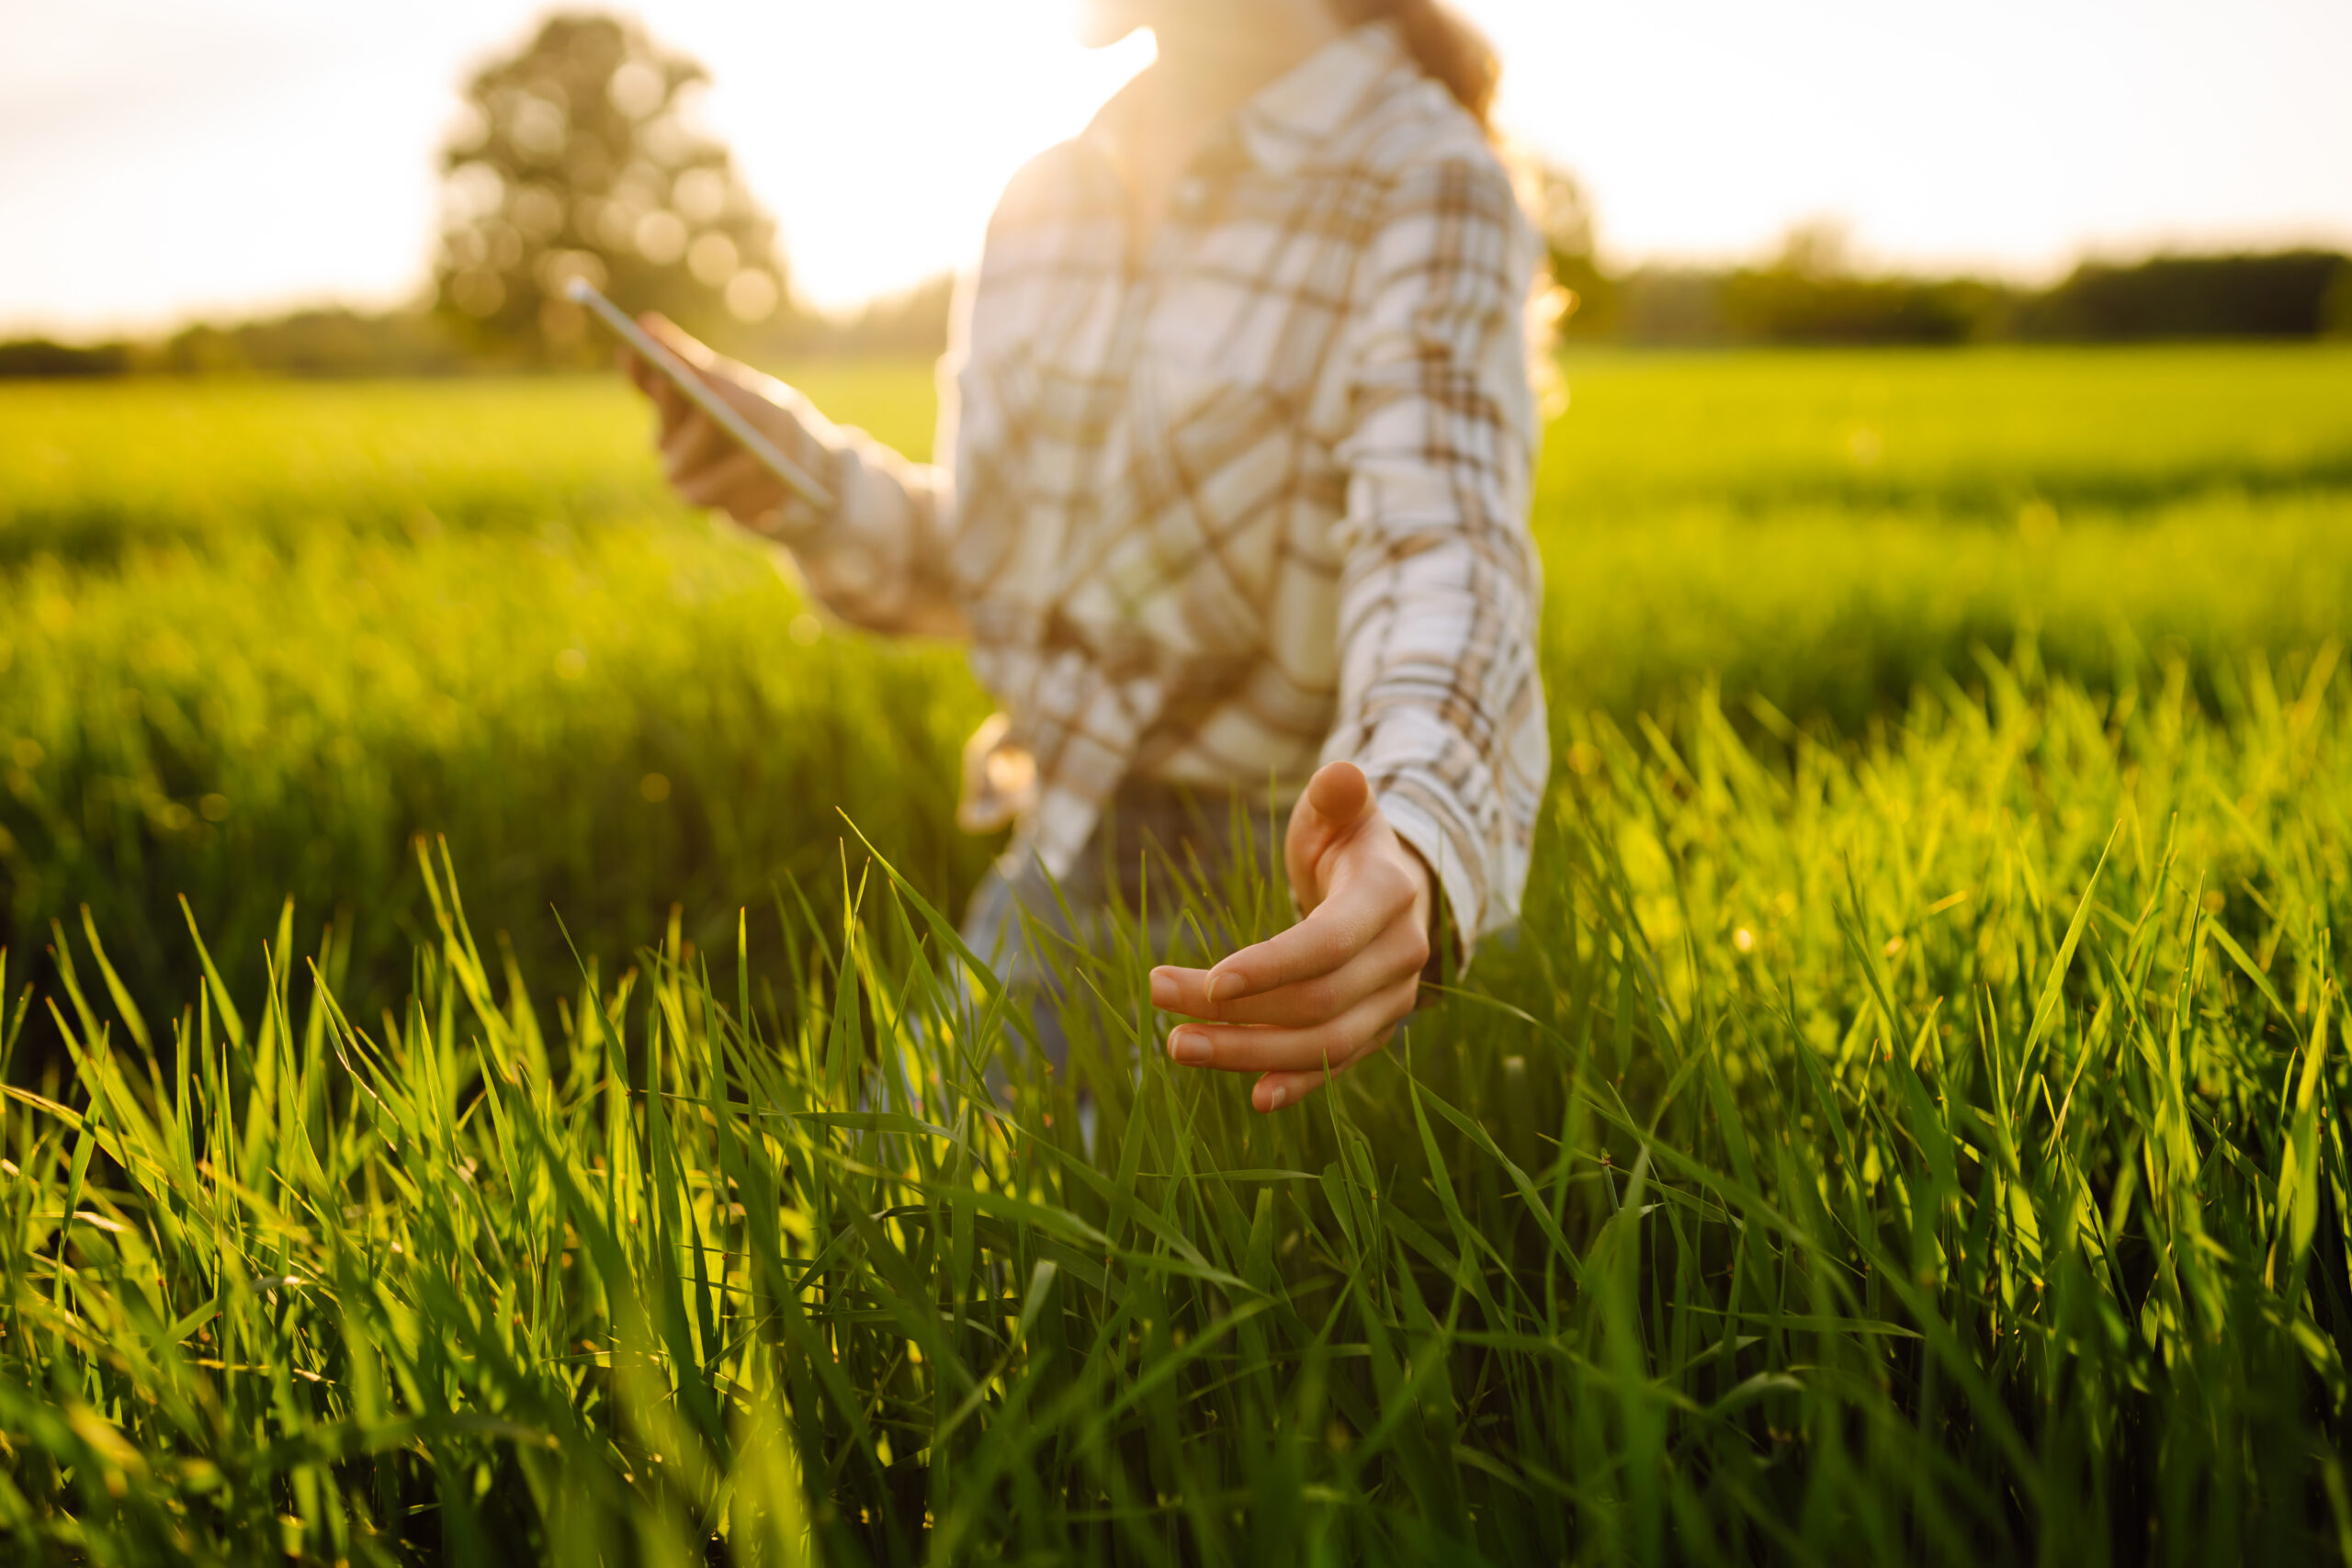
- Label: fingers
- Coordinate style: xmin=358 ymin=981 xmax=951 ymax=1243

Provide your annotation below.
xmin=1251 ymin=1023 xmax=1396 ymax=1112
xmin=623 ymin=315 xmax=711 ymax=411
xmin=638 ymin=311 xmax=714 ymax=369
xmin=1162 ymin=978 xmax=1417 ymax=1077
xmin=624 ymin=313 xmax=739 ymax=431
xmin=628 ymin=354 xmax=683 ymax=422
xmin=629 ymin=330 xmax=811 ymax=524
xmin=638 ymin=314 xmax=777 ymax=423
xmin=1304 ymin=758 xmax=1374 ymax=824
xmin=1285 ymin=761 xmax=1375 ymax=913
xmin=657 ymin=396 xmax=739 ymax=476
xmin=632 ymin=358 xmax=711 ymax=467
xmin=1185 ymin=852 xmax=1421 ymax=1009
xmin=1150 ymin=916 xmax=1427 ymax=1026
xmin=1144 ymin=764 xmax=1441 ymax=1113
xmin=650 ymin=384 xmax=788 ymax=519
xmin=622 ymin=321 xmax=774 ymax=520
xmin=674 ymin=447 xmax=785 ymax=518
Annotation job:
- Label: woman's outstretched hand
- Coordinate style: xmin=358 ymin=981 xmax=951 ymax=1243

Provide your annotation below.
xmin=621 ymin=314 xmax=804 ymax=527
xmin=1150 ymin=761 xmax=1434 ymax=1112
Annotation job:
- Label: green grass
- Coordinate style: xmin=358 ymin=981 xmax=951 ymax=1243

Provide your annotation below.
xmin=1542 ymin=344 xmax=2352 ymax=516
xmin=6 ymin=660 xmax=2349 ymax=1562
xmin=0 ymin=363 xmax=938 ymax=565
xmin=7 ymin=348 xmax=2352 ymax=1022
xmin=1 ymin=525 xmax=988 ymax=1039
xmin=3 ymin=346 xmax=2351 ymax=1562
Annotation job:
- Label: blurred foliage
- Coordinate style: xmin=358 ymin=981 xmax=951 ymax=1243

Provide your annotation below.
xmin=764 ymin=273 xmax=960 ymax=361
xmin=1521 ymin=157 xmax=2352 ymax=348
xmin=142 ymin=310 xmax=469 ymax=378
xmin=434 ymin=12 xmax=793 ymax=365
xmin=1 ymin=316 xmax=460 ymax=382
xmin=0 ymin=340 xmax=130 ymax=378
xmin=1572 ymin=242 xmax=2352 ymax=349
xmin=1521 ymin=156 xmax=1611 ymax=339
xmin=0 ymin=290 xmax=961 ymax=384
xmin=2018 ymin=249 xmax=2352 ymax=341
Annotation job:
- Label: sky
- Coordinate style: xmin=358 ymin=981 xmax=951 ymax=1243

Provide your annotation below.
xmin=4 ymin=0 xmax=2349 ymax=336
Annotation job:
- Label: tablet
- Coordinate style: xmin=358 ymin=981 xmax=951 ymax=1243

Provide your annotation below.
xmin=566 ymin=277 xmax=834 ymax=513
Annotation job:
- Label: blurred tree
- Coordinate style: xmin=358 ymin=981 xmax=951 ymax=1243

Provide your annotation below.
xmin=768 ymin=272 xmax=959 ymax=359
xmin=145 ymin=311 xmax=467 ymax=378
xmin=434 ymin=13 xmax=793 ymax=365
xmin=0 ymin=338 xmax=130 ymax=378
xmin=2017 ymin=251 xmax=2350 ymax=341
xmin=1713 ymin=220 xmax=2008 ymax=345
xmin=2327 ymin=263 xmax=2352 ymax=341
xmin=1769 ymin=217 xmax=1853 ymax=281
xmin=1522 ymin=157 xmax=1616 ymax=339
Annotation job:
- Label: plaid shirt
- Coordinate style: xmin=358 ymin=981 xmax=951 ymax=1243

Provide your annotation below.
xmin=751 ymin=21 xmax=1547 ymax=946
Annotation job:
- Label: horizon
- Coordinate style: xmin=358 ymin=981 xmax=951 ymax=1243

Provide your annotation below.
xmin=5 ymin=0 xmax=2350 ymax=339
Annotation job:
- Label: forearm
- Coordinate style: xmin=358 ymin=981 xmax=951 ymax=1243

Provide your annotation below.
xmin=1326 ymin=151 xmax=1547 ymax=952
xmin=1324 ymin=528 xmax=1547 ymax=954
xmin=721 ymin=375 xmax=966 ymax=639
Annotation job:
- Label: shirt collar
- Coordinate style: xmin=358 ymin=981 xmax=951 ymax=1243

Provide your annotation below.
xmin=1086 ymin=21 xmax=1413 ymax=180
xmin=1231 ymin=20 xmax=1413 ymax=175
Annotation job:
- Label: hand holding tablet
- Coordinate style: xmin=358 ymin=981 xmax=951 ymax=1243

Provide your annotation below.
xmin=567 ymin=278 xmax=835 ymax=515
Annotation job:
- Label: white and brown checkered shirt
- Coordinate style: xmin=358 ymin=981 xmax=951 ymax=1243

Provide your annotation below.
xmin=751 ymin=21 xmax=1547 ymax=947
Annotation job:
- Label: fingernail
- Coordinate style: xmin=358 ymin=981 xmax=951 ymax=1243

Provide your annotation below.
xmin=1148 ymin=969 xmax=1175 ymax=1008
xmin=1265 ymin=1084 xmax=1287 ymax=1111
xmin=1209 ymin=971 xmax=1246 ymax=1003
xmin=1168 ymin=1029 xmax=1210 ymax=1066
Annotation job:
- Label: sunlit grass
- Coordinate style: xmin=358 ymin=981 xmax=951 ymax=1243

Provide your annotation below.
xmin=3 ymin=346 xmax=2351 ymax=1561
xmin=1543 ymin=343 xmax=2352 ymax=516
xmin=0 ymin=522 xmax=990 ymax=1035
xmin=0 ymin=362 xmax=938 ymax=565
xmin=8 ymin=350 xmax=2352 ymax=1020
xmin=5 ymin=659 xmax=2348 ymax=1562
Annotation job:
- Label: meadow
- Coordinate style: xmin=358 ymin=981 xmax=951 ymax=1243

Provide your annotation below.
xmin=3 ymin=345 xmax=2351 ymax=1563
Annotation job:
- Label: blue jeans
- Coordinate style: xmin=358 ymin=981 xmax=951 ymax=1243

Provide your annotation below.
xmin=958 ymin=778 xmax=1284 ymax=1077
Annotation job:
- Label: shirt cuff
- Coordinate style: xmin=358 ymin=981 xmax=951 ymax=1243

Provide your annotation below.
xmin=1373 ymin=785 xmax=1482 ymax=979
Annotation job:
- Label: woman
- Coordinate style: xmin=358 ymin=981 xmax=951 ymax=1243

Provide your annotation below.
xmin=628 ymin=0 xmax=1546 ymax=1113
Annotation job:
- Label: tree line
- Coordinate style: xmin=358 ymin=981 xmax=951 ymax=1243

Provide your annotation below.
xmin=1527 ymin=167 xmax=2351 ymax=348
xmin=10 ymin=242 xmax=2339 ymax=381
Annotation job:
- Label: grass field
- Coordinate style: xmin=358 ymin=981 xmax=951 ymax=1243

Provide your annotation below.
xmin=4 ymin=346 xmax=2351 ymax=1563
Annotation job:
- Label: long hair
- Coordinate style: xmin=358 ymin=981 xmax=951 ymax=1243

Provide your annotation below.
xmin=1329 ymin=0 xmax=1500 ymax=131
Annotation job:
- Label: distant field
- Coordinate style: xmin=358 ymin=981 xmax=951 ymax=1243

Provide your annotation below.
xmin=1543 ymin=344 xmax=2352 ymax=515
xmin=5 ymin=347 xmax=2351 ymax=1563
xmin=6 ymin=344 xmax=2352 ymax=1030
xmin=6 ymin=346 xmax=2352 ymax=1003
xmin=0 ymin=362 xmax=940 ymax=562
xmin=10 ymin=344 xmax=2349 ymax=552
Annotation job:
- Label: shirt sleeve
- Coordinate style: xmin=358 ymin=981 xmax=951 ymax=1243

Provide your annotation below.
xmin=729 ymin=333 xmax=970 ymax=641
xmin=1323 ymin=151 xmax=1549 ymax=952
